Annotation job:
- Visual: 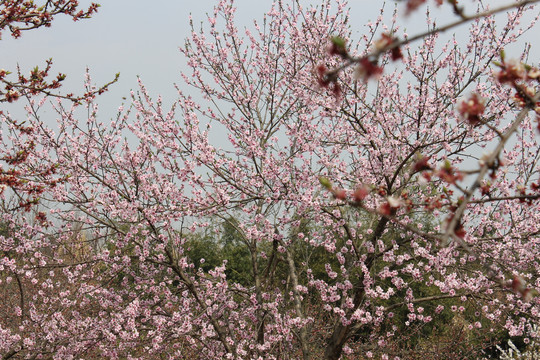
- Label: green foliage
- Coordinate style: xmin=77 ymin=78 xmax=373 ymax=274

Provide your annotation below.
xmin=184 ymin=218 xmax=253 ymax=286
xmin=288 ymin=216 xmax=341 ymax=285
xmin=184 ymin=215 xmax=342 ymax=289
xmin=184 ymin=232 xmax=223 ymax=273
xmin=220 ymin=218 xmax=253 ymax=285
xmin=0 ymin=222 xmax=8 ymax=237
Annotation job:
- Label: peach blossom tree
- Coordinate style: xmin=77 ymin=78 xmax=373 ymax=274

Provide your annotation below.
xmin=1 ymin=0 xmax=540 ymax=359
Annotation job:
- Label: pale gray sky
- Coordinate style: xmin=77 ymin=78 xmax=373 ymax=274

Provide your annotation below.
xmin=1 ymin=1 xmax=537 ymax=120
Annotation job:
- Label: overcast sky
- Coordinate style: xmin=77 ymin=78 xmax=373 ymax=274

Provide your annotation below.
xmin=1 ymin=0 xmax=538 ymax=120
xmin=0 ymin=1 xmax=379 ymax=107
